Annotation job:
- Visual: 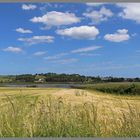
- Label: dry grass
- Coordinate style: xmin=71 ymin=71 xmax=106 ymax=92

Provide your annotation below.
xmin=0 ymin=87 xmax=139 ymax=137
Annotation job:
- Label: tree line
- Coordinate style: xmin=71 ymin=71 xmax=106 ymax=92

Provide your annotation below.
xmin=1 ymin=73 xmax=139 ymax=83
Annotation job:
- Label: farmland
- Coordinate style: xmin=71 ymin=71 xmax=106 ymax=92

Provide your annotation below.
xmin=0 ymin=86 xmax=139 ymax=137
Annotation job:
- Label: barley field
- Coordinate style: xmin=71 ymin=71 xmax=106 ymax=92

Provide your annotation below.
xmin=0 ymin=87 xmax=140 ymax=137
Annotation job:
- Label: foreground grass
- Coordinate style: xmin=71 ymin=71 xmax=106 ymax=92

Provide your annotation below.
xmin=0 ymin=88 xmax=140 ymax=137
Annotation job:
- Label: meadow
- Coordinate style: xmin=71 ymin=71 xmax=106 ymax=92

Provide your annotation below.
xmin=72 ymin=82 xmax=140 ymax=95
xmin=0 ymin=86 xmax=139 ymax=137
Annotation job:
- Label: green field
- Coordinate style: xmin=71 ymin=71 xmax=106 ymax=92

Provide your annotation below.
xmin=0 ymin=76 xmax=13 ymax=83
xmin=72 ymin=82 xmax=140 ymax=95
xmin=0 ymin=86 xmax=140 ymax=137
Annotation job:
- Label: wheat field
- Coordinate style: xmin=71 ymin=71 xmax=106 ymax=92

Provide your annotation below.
xmin=0 ymin=87 xmax=139 ymax=137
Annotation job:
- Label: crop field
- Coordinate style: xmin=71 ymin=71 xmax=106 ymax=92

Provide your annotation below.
xmin=0 ymin=87 xmax=140 ymax=137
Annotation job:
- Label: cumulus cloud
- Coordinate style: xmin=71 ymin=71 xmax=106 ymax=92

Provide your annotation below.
xmin=83 ymin=7 xmax=113 ymax=24
xmin=33 ymin=51 xmax=46 ymax=56
xmin=16 ymin=28 xmax=32 ymax=34
xmin=22 ymin=4 xmax=37 ymax=10
xmin=56 ymin=26 xmax=99 ymax=40
xmin=18 ymin=36 xmax=54 ymax=45
xmin=117 ymin=29 xmax=128 ymax=34
xmin=117 ymin=3 xmax=140 ymax=24
xmin=86 ymin=3 xmax=104 ymax=7
xmin=104 ymin=29 xmax=130 ymax=42
xmin=30 ymin=11 xmax=80 ymax=27
xmin=3 ymin=46 xmax=23 ymax=53
xmin=71 ymin=46 xmax=102 ymax=53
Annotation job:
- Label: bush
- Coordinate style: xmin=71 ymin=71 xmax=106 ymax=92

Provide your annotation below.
xmin=72 ymin=83 xmax=140 ymax=95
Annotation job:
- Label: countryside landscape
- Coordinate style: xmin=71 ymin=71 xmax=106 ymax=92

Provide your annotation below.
xmin=0 ymin=2 xmax=140 ymax=137
xmin=0 ymin=74 xmax=140 ymax=137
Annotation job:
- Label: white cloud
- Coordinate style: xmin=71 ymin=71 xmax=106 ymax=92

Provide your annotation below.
xmin=132 ymin=33 xmax=137 ymax=37
xmin=44 ymin=46 xmax=101 ymax=61
xmin=33 ymin=51 xmax=46 ymax=56
xmin=3 ymin=46 xmax=23 ymax=53
xmin=44 ymin=53 xmax=77 ymax=64
xmin=52 ymin=58 xmax=78 ymax=64
xmin=30 ymin=11 xmax=80 ymax=27
xmin=79 ymin=53 xmax=101 ymax=56
xmin=44 ymin=53 xmax=68 ymax=60
xmin=104 ymin=29 xmax=130 ymax=42
xmin=18 ymin=36 xmax=54 ymax=45
xmin=56 ymin=26 xmax=99 ymax=40
xmin=71 ymin=46 xmax=102 ymax=53
xmin=16 ymin=28 xmax=32 ymax=34
xmin=86 ymin=3 xmax=104 ymax=7
xmin=83 ymin=7 xmax=113 ymax=24
xmin=117 ymin=29 xmax=128 ymax=34
xmin=44 ymin=45 xmax=102 ymax=65
xmin=22 ymin=4 xmax=37 ymax=10
xmin=117 ymin=3 xmax=140 ymax=23
xmin=40 ymin=3 xmax=63 ymax=12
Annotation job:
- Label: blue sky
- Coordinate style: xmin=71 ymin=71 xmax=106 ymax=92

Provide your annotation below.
xmin=0 ymin=2 xmax=140 ymax=77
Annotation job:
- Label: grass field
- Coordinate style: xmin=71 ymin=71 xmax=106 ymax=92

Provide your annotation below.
xmin=72 ymin=82 xmax=140 ymax=95
xmin=0 ymin=87 xmax=140 ymax=137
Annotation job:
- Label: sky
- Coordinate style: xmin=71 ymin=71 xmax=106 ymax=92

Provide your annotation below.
xmin=0 ymin=2 xmax=140 ymax=77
